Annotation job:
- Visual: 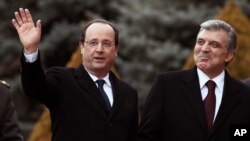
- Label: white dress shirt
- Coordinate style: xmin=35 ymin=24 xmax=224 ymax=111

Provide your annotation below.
xmin=87 ymin=71 xmax=114 ymax=106
xmin=197 ymin=68 xmax=225 ymax=122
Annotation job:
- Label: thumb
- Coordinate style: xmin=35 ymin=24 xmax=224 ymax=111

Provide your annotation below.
xmin=36 ymin=19 xmax=42 ymax=33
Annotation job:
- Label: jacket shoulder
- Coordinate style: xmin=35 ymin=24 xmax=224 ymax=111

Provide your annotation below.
xmin=157 ymin=69 xmax=191 ymax=80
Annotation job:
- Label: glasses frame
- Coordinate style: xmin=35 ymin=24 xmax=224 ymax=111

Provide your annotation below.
xmin=82 ymin=40 xmax=115 ymax=49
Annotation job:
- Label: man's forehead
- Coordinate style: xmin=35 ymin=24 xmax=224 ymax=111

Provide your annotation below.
xmin=198 ymin=30 xmax=227 ymax=39
xmin=85 ymin=23 xmax=115 ymax=41
xmin=87 ymin=22 xmax=113 ymax=31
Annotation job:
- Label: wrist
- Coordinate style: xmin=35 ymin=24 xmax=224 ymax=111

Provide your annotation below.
xmin=24 ymin=47 xmax=38 ymax=55
xmin=23 ymin=47 xmax=38 ymax=55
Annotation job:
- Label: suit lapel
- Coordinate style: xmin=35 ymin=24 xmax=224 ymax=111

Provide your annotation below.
xmin=109 ymin=72 xmax=125 ymax=118
xmin=181 ymin=67 xmax=208 ymax=134
xmin=209 ymin=71 xmax=241 ymax=135
xmin=74 ymin=65 xmax=109 ymax=112
xmin=180 ymin=68 xmax=241 ymax=136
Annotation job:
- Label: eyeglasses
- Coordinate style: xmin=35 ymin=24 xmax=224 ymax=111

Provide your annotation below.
xmin=83 ymin=40 xmax=115 ymax=49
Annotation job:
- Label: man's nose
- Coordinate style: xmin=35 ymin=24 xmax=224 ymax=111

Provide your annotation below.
xmin=96 ymin=43 xmax=104 ymax=51
xmin=201 ymin=43 xmax=210 ymax=52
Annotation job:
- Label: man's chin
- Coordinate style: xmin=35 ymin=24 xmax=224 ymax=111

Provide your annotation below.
xmin=197 ymin=62 xmax=208 ymax=70
xmin=93 ymin=66 xmax=105 ymax=70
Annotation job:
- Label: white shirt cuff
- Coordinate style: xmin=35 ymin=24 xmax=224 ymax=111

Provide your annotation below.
xmin=24 ymin=50 xmax=38 ymax=63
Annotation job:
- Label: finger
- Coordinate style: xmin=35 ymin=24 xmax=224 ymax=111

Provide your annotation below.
xmin=25 ymin=9 xmax=33 ymax=23
xmin=14 ymin=11 xmax=23 ymax=26
xmin=36 ymin=20 xmax=42 ymax=32
xmin=19 ymin=8 xmax=28 ymax=23
xmin=12 ymin=19 xmax=20 ymax=30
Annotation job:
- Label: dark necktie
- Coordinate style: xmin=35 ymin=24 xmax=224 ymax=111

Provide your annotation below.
xmin=204 ymin=80 xmax=216 ymax=131
xmin=96 ymin=79 xmax=111 ymax=111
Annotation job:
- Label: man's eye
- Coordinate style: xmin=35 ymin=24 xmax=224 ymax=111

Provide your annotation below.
xmin=197 ymin=40 xmax=204 ymax=45
xmin=90 ymin=41 xmax=98 ymax=46
xmin=210 ymin=43 xmax=220 ymax=48
xmin=103 ymin=42 xmax=112 ymax=47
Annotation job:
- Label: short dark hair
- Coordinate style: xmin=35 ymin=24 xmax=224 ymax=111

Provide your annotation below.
xmin=80 ymin=19 xmax=119 ymax=48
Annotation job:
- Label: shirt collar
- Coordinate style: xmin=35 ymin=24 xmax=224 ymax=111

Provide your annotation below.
xmin=197 ymin=68 xmax=225 ymax=92
xmin=84 ymin=67 xmax=111 ymax=87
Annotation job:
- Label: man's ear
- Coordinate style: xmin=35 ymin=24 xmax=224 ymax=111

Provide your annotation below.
xmin=79 ymin=42 xmax=84 ymax=54
xmin=225 ymin=52 xmax=234 ymax=63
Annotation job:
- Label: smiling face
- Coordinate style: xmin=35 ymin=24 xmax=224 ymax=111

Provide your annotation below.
xmin=193 ymin=29 xmax=234 ymax=78
xmin=80 ymin=23 xmax=118 ymax=78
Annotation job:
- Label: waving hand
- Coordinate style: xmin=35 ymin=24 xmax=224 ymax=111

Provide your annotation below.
xmin=12 ymin=8 xmax=42 ymax=54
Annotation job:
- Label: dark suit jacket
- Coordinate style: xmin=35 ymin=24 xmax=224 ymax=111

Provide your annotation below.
xmin=138 ymin=67 xmax=250 ymax=141
xmin=244 ymin=78 xmax=250 ymax=87
xmin=0 ymin=83 xmax=23 ymax=141
xmin=21 ymin=53 xmax=138 ymax=141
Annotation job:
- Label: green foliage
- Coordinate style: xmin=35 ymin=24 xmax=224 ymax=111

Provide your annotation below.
xmin=39 ymin=22 xmax=80 ymax=68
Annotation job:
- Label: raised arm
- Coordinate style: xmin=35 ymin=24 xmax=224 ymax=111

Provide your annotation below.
xmin=12 ymin=8 xmax=42 ymax=54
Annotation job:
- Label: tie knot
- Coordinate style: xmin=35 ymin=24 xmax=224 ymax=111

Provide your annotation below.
xmin=206 ymin=80 xmax=216 ymax=91
xmin=96 ymin=79 xmax=105 ymax=87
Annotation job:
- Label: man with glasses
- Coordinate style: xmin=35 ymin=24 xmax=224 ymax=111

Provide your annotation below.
xmin=12 ymin=8 xmax=138 ymax=141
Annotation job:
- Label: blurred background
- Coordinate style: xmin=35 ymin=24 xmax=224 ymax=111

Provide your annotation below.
xmin=0 ymin=0 xmax=250 ymax=140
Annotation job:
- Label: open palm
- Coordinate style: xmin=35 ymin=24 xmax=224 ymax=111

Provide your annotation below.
xmin=12 ymin=8 xmax=41 ymax=54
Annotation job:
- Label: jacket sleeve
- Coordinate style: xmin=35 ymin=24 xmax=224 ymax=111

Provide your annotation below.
xmin=20 ymin=52 xmax=58 ymax=108
xmin=0 ymin=86 xmax=23 ymax=141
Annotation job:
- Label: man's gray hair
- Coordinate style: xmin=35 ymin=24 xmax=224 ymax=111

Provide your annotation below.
xmin=199 ymin=20 xmax=237 ymax=53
